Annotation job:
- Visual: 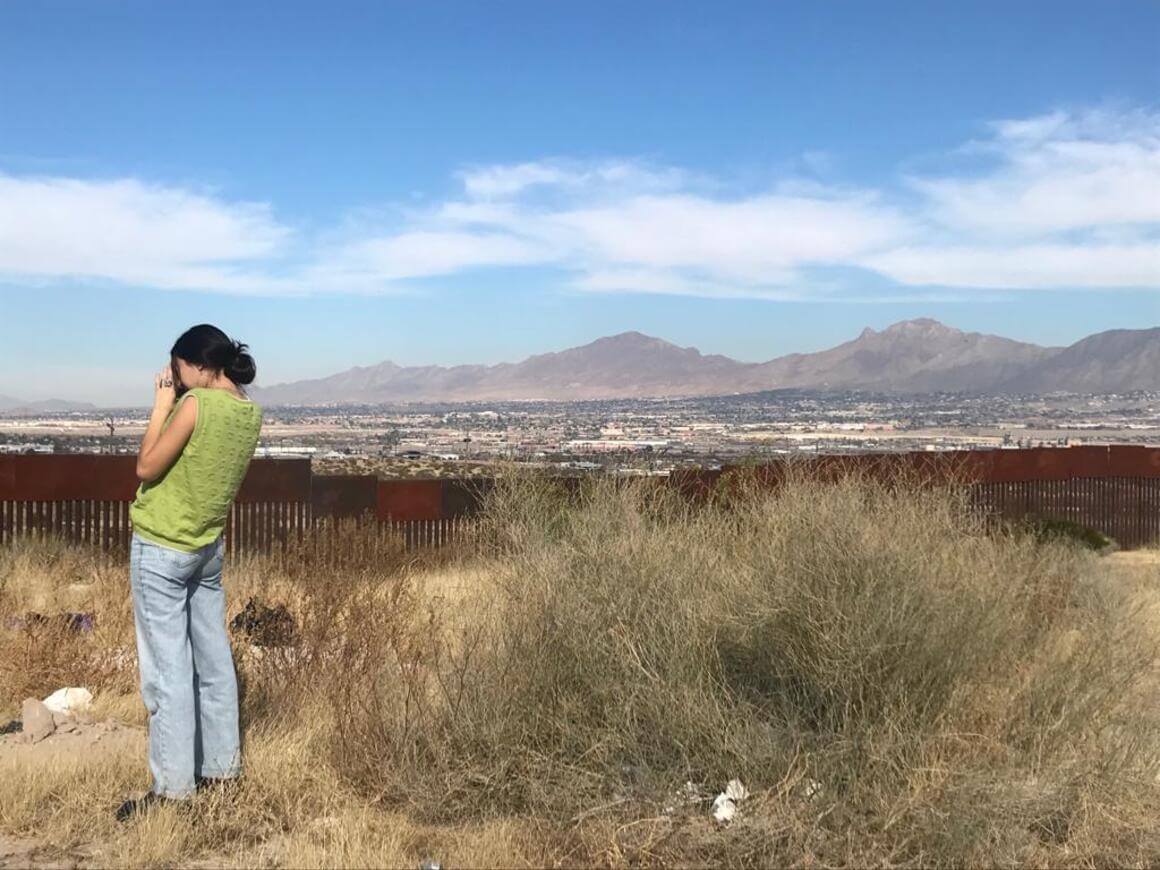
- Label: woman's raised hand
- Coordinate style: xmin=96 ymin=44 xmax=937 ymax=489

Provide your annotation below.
xmin=154 ymin=364 xmax=177 ymax=409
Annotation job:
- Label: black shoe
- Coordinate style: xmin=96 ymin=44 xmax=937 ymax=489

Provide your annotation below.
xmin=114 ymin=791 xmax=184 ymax=822
xmin=195 ymin=775 xmax=241 ymax=794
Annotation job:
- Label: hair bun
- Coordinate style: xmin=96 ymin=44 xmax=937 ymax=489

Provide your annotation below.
xmin=226 ymin=340 xmax=257 ymax=385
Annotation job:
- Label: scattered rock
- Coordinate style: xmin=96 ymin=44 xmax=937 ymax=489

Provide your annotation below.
xmin=51 ymin=712 xmax=78 ymax=734
xmin=20 ymin=699 xmax=55 ymax=744
xmin=1 ymin=718 xmax=147 ymax=772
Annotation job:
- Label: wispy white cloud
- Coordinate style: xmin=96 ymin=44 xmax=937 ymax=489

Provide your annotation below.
xmin=864 ymin=243 xmax=1160 ymax=290
xmin=2 ymin=106 xmax=1158 ymax=300
xmin=456 ymin=159 xmax=688 ymax=200
xmin=0 ymin=174 xmax=294 ymax=293
xmin=861 ymin=106 xmax=1160 ymax=290
xmin=911 ymin=108 xmax=1160 ymax=236
xmin=573 ymin=268 xmax=809 ymax=300
xmin=548 ymin=192 xmax=909 ymax=283
xmin=324 ymin=230 xmax=548 ymax=281
xmin=339 ymin=162 xmax=912 ymax=296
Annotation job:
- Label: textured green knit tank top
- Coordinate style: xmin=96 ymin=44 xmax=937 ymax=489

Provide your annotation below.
xmin=130 ymin=387 xmax=263 ymax=552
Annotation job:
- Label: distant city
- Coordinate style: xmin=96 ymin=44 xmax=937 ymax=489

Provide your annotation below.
xmin=3 ymin=389 xmax=1156 ymax=479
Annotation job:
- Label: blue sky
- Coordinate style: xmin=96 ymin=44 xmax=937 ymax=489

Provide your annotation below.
xmin=1 ymin=1 xmax=1158 ymax=405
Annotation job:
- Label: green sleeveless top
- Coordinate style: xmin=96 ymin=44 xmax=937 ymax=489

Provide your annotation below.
xmin=130 ymin=387 xmax=263 ymax=552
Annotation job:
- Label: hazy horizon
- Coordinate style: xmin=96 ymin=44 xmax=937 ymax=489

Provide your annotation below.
xmin=4 ymin=316 xmax=1159 ymax=408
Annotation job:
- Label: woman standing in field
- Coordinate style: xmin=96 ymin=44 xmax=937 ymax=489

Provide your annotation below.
xmin=117 ymin=324 xmax=262 ymax=821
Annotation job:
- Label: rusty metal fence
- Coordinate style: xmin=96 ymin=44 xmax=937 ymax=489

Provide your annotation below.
xmin=670 ymin=445 xmax=1160 ymax=549
xmin=1 ymin=446 xmax=1158 ymax=553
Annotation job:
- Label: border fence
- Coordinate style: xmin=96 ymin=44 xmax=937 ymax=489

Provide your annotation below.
xmin=1 ymin=445 xmax=1158 ymax=554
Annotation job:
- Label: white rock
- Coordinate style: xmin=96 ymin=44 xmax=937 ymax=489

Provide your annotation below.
xmin=804 ymin=779 xmax=823 ymax=799
xmin=42 ymin=687 xmax=92 ymax=716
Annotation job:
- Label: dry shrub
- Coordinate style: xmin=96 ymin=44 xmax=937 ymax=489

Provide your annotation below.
xmin=0 ymin=535 xmax=136 ymax=712
xmin=315 ymin=466 xmax=1160 ymax=864
xmin=2 ymin=470 xmax=1159 ymax=866
xmin=197 ymin=515 xmax=464 ymax=729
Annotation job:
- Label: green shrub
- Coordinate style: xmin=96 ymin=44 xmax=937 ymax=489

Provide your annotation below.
xmin=1020 ymin=515 xmax=1115 ymax=552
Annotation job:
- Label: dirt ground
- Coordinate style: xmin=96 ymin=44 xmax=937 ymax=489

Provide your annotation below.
xmin=0 ymin=721 xmax=145 ymax=869
xmin=0 ymin=720 xmax=145 ymax=767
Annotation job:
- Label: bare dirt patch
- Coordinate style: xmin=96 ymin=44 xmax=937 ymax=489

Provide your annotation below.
xmin=0 ymin=718 xmax=144 ymax=768
xmin=0 ymin=720 xmax=144 ymax=869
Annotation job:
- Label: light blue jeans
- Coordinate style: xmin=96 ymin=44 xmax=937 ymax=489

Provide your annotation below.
xmin=129 ymin=531 xmax=241 ymax=799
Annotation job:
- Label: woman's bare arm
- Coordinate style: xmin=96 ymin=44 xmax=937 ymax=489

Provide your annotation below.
xmin=136 ymin=365 xmax=198 ymax=482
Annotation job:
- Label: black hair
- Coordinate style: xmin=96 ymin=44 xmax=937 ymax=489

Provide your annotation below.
xmin=170 ymin=324 xmax=257 ymax=393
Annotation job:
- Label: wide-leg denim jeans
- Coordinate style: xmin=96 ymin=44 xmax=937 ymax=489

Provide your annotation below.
xmin=129 ymin=531 xmax=241 ymax=798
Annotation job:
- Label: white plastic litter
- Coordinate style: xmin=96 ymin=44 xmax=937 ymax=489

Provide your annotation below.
xmin=804 ymin=779 xmax=823 ymax=799
xmin=724 ymin=779 xmax=749 ymax=802
xmin=41 ymin=687 xmax=93 ymax=716
xmin=681 ymin=781 xmax=706 ymax=803
xmin=664 ymin=780 xmax=709 ymax=815
xmin=711 ymin=778 xmax=749 ymax=824
xmin=711 ymin=793 xmax=737 ymax=823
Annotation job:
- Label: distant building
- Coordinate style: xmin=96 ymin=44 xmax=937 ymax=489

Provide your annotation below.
xmin=563 ymin=439 xmax=669 ymax=453
xmin=254 ymin=445 xmax=318 ymax=457
xmin=0 ymin=443 xmax=53 ymax=454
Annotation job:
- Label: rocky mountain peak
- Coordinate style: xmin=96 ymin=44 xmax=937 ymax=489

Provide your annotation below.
xmin=880 ymin=318 xmax=960 ymax=337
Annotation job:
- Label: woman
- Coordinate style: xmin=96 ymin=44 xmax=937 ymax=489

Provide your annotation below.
xmin=117 ymin=324 xmax=263 ymax=821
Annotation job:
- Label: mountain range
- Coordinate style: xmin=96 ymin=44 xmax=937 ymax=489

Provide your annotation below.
xmin=0 ymin=395 xmax=97 ymax=414
xmin=4 ymin=319 xmax=1154 ymax=410
xmin=250 ymin=318 xmax=1160 ymax=405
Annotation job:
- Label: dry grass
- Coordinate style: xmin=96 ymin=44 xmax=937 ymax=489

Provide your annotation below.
xmin=2 ymin=469 xmax=1160 ymax=867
